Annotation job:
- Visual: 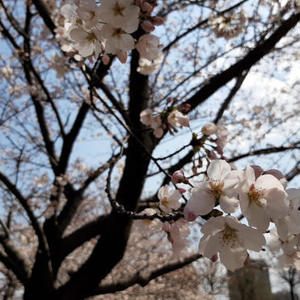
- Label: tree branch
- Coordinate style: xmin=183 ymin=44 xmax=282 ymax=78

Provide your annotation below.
xmin=0 ymin=251 xmax=28 ymax=285
xmin=228 ymin=144 xmax=300 ymax=162
xmin=183 ymin=11 xmax=300 ymax=111
xmin=90 ymin=253 xmax=202 ymax=296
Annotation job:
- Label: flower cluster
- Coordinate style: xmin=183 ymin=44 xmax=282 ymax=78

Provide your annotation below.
xmin=58 ymin=0 xmax=164 ymax=70
xmin=137 ymin=189 xmax=189 ymax=256
xmin=208 ymin=10 xmax=248 ymax=39
xmin=140 ymin=107 xmax=190 ymax=138
xmin=157 ymin=160 xmax=300 ymax=271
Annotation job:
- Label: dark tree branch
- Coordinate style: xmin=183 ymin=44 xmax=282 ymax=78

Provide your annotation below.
xmin=57 ymin=102 xmax=90 ymax=175
xmin=0 ymin=0 xmax=29 ymax=39
xmin=0 ymin=172 xmax=48 ymax=253
xmin=0 ymin=251 xmax=28 ymax=285
xmin=58 ymin=215 xmax=109 ymax=263
xmin=163 ymin=0 xmax=249 ymax=52
xmin=228 ymin=144 xmax=300 ymax=162
xmin=97 ymin=81 xmax=130 ymax=126
xmin=213 ymin=71 xmax=249 ymax=124
xmin=286 ymin=161 xmax=300 ymax=182
xmin=31 ymin=0 xmax=55 ymax=34
xmin=90 ymin=253 xmax=203 ymax=296
xmin=183 ymin=11 xmax=300 ymax=111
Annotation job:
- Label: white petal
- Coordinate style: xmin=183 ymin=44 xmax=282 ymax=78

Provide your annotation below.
xmin=287 ymin=188 xmax=300 ymax=208
xmin=223 ymin=170 xmax=243 ymax=190
xmin=244 ymin=166 xmax=256 ymax=184
xmin=186 ymin=186 xmax=215 ymax=216
xmin=78 ymin=42 xmax=94 ymax=57
xmin=220 ymin=247 xmax=247 ymax=271
xmin=255 ymin=174 xmax=284 ymax=191
xmin=237 ymin=225 xmax=266 ymax=251
xmin=69 ymin=27 xmax=88 ymax=41
xmin=244 ymin=203 xmax=269 ymax=232
xmin=274 ymin=218 xmax=289 ymax=241
xmin=119 ymin=34 xmax=135 ymax=51
xmin=287 ymin=211 xmax=300 ymax=235
xmin=265 ymin=188 xmax=289 ymax=219
xmin=219 ymin=195 xmax=239 ymax=213
xmin=201 ymin=216 xmax=225 ymax=235
xmin=200 ymin=232 xmax=222 ymax=258
xmin=207 ymin=160 xmax=231 ymax=181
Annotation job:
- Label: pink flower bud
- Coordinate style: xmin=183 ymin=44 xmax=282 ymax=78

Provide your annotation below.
xmin=210 ymin=254 xmax=218 ymax=262
xmin=178 ymin=103 xmax=191 ymax=113
xmin=202 ymin=123 xmax=217 ymax=135
xmin=141 ymin=20 xmax=155 ymax=32
xmin=250 ymin=165 xmax=264 ymax=179
xmin=152 ymin=16 xmax=165 ymax=26
xmin=101 ymin=55 xmax=110 ymax=65
xmin=171 ymin=170 xmax=186 ymax=184
xmin=178 ymin=188 xmax=186 ymax=194
xmin=184 ymin=208 xmax=197 ymax=221
xmin=141 ymin=2 xmax=153 ymax=13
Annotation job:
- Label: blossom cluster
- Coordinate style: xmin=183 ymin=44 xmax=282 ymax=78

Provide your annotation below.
xmin=208 ymin=10 xmax=248 ymax=39
xmin=57 ymin=0 xmax=164 ymax=72
xmin=153 ymin=160 xmax=300 ymax=271
xmin=140 ymin=106 xmax=190 ymax=138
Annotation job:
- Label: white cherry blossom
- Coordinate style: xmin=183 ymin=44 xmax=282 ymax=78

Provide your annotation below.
xmin=140 ymin=109 xmax=163 ymax=137
xmin=199 ymin=216 xmax=266 ymax=271
xmin=184 ymin=160 xmax=242 ymax=219
xmin=101 ymin=24 xmax=135 ymax=55
xmin=201 ymin=122 xmax=218 ymax=135
xmin=137 ymin=53 xmax=163 ymax=75
xmin=167 ymin=110 xmax=190 ymax=128
xmin=135 ymin=34 xmax=161 ymax=61
xmin=274 ymin=188 xmax=300 ymax=240
xmin=99 ymin=0 xmax=140 ymax=33
xmin=135 ymin=208 xmax=160 ymax=232
xmin=158 ymin=185 xmax=181 ymax=213
xmin=69 ymin=26 xmax=104 ymax=57
xmin=76 ymin=0 xmax=102 ymax=29
xmin=239 ymin=166 xmax=289 ymax=232
xmin=162 ymin=219 xmax=190 ymax=257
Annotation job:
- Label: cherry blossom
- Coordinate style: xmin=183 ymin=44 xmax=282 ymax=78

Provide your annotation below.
xmin=69 ymin=26 xmax=104 ymax=57
xmin=274 ymin=188 xmax=300 ymax=240
xmin=101 ymin=24 xmax=135 ymax=55
xmin=135 ymin=34 xmax=161 ymax=61
xmin=140 ymin=108 xmax=163 ymax=137
xmin=201 ymin=122 xmax=217 ymax=136
xmin=167 ymin=110 xmax=190 ymax=128
xmin=239 ymin=166 xmax=289 ymax=232
xmin=99 ymin=0 xmax=140 ymax=33
xmin=137 ymin=53 xmax=163 ymax=75
xmin=199 ymin=216 xmax=266 ymax=271
xmin=158 ymin=185 xmax=181 ymax=213
xmin=184 ymin=160 xmax=242 ymax=219
xmin=269 ymin=229 xmax=300 ymax=269
xmin=76 ymin=0 xmax=102 ymax=29
xmin=171 ymin=170 xmax=187 ymax=184
xmin=162 ymin=219 xmax=190 ymax=257
xmin=135 ymin=208 xmax=161 ymax=232
xmin=208 ymin=10 xmax=248 ymax=39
